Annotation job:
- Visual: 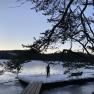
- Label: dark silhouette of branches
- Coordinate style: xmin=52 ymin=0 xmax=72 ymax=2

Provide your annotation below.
xmin=17 ymin=0 xmax=94 ymax=54
xmin=5 ymin=0 xmax=94 ymax=71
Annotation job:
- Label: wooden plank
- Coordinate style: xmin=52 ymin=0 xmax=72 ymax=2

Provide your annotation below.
xmin=27 ymin=82 xmax=38 ymax=94
xmin=34 ymin=83 xmax=42 ymax=94
xmin=21 ymin=82 xmax=42 ymax=94
xmin=30 ymin=82 xmax=42 ymax=94
xmin=21 ymin=82 xmax=35 ymax=94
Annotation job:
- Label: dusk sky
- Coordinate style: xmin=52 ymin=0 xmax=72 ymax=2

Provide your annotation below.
xmin=0 ymin=0 xmax=93 ymax=52
xmin=0 ymin=0 xmax=51 ymax=50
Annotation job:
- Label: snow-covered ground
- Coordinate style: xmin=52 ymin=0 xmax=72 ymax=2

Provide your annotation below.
xmin=18 ymin=71 xmax=94 ymax=83
xmin=1 ymin=60 xmax=94 ymax=94
xmin=1 ymin=60 xmax=94 ymax=84
xmin=19 ymin=60 xmax=94 ymax=83
xmin=20 ymin=60 xmax=64 ymax=75
xmin=0 ymin=59 xmax=23 ymax=94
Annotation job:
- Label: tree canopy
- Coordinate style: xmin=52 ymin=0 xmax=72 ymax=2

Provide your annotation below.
xmin=4 ymin=0 xmax=94 ymax=72
xmin=17 ymin=0 xmax=94 ymax=54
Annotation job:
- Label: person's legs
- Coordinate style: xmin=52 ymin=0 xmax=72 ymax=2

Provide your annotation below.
xmin=47 ymin=70 xmax=49 ymax=77
xmin=48 ymin=70 xmax=50 ymax=77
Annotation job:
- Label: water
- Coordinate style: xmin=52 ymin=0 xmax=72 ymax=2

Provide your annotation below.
xmin=42 ymin=82 xmax=94 ymax=94
xmin=0 ymin=59 xmax=94 ymax=94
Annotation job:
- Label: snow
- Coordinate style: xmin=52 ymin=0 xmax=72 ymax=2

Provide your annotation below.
xmin=0 ymin=60 xmax=94 ymax=94
xmin=0 ymin=60 xmax=94 ymax=84
xmin=0 ymin=72 xmax=16 ymax=83
xmin=18 ymin=72 xmax=94 ymax=84
xmin=20 ymin=60 xmax=64 ymax=75
xmin=18 ymin=60 xmax=94 ymax=84
xmin=18 ymin=74 xmax=68 ymax=83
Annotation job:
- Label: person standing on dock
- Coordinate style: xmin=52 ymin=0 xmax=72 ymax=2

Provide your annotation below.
xmin=46 ymin=64 xmax=50 ymax=77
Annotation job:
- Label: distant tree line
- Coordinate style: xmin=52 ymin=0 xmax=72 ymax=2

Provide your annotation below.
xmin=3 ymin=49 xmax=94 ymax=70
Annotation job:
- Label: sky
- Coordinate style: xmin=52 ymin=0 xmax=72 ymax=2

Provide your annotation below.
xmin=0 ymin=0 xmax=51 ymax=50
xmin=0 ymin=0 xmax=93 ymax=52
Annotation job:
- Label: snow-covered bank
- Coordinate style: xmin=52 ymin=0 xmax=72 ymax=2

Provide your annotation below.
xmin=0 ymin=71 xmax=23 ymax=94
xmin=0 ymin=59 xmax=23 ymax=94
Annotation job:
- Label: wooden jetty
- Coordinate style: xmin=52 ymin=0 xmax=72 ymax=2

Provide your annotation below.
xmin=20 ymin=81 xmax=42 ymax=94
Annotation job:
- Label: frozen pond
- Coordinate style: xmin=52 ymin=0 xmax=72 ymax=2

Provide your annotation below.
xmin=0 ymin=59 xmax=94 ymax=94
